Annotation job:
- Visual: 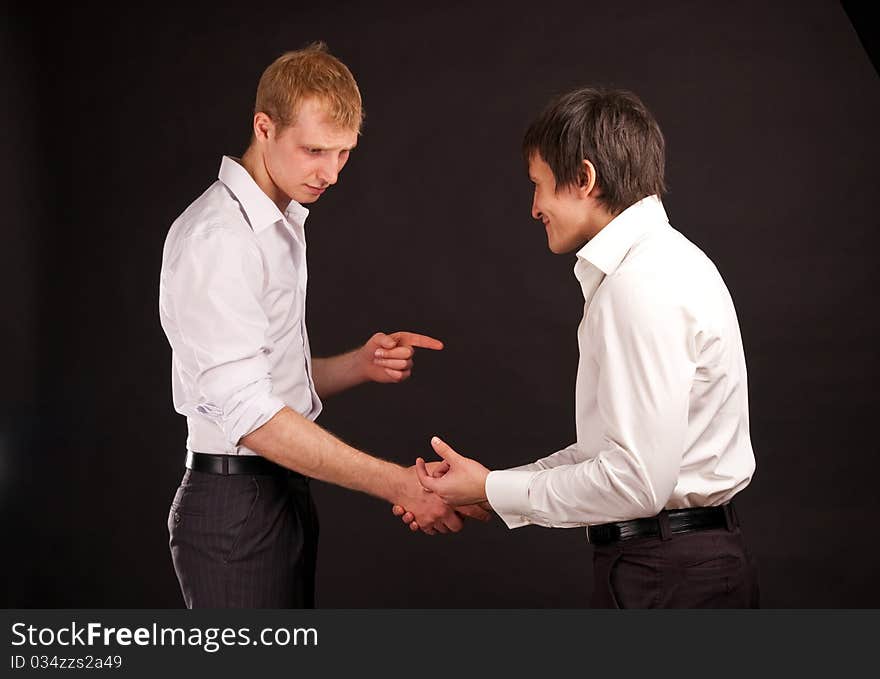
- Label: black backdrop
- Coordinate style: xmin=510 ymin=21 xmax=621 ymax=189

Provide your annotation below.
xmin=3 ymin=0 xmax=878 ymax=608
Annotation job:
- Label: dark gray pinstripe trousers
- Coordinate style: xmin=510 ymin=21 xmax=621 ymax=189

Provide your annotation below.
xmin=167 ymin=468 xmax=318 ymax=608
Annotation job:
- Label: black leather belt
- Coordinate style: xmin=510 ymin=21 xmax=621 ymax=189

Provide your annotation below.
xmin=185 ymin=451 xmax=305 ymax=479
xmin=587 ymin=504 xmax=737 ymax=545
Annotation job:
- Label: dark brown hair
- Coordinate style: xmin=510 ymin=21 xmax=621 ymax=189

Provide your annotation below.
xmin=522 ymin=87 xmax=666 ymax=215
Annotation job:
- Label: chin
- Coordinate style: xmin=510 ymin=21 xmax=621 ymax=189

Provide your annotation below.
xmin=547 ymin=237 xmax=570 ymax=255
xmin=549 ymin=233 xmax=589 ymax=255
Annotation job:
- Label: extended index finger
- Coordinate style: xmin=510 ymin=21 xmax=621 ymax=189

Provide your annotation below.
xmin=390 ymin=331 xmax=444 ymax=351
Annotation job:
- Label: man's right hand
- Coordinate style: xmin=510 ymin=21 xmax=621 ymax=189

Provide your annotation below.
xmin=394 ymin=465 xmax=463 ymax=536
xmin=391 ymin=460 xmax=493 ymax=532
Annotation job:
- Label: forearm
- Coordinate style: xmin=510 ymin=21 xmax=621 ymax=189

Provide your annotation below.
xmin=489 ymin=442 xmax=679 ymax=528
xmin=508 ymin=441 xmax=583 ymax=472
xmin=241 ymin=406 xmax=404 ymax=502
xmin=311 ymin=351 xmax=366 ymax=399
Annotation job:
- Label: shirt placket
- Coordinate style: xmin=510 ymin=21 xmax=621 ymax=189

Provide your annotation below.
xmin=284 ymin=218 xmax=321 ymax=413
xmin=574 ymin=259 xmax=606 ymax=442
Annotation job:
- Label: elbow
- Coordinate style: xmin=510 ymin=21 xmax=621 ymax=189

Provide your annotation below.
xmin=608 ymin=452 xmax=676 ymax=517
xmin=638 ymin=472 xmax=676 ymax=517
xmin=592 ymin=437 xmax=681 ymax=520
xmin=193 ymin=377 xmax=284 ymax=449
xmin=593 ymin=453 xmax=673 ymax=520
xmin=621 ymin=484 xmax=670 ymax=519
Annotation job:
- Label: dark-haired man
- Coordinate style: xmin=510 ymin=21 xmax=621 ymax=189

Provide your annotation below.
xmin=399 ymin=87 xmax=759 ymax=608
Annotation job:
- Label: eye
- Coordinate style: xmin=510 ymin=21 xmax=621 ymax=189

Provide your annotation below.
xmin=307 ymin=148 xmax=324 ymax=155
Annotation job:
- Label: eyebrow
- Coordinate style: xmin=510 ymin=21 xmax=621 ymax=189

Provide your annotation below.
xmin=303 ymin=141 xmax=358 ymax=152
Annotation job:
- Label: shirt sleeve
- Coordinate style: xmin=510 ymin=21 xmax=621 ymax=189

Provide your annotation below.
xmin=166 ymin=227 xmax=285 ymax=447
xmin=486 ymin=272 xmax=694 ymax=529
xmin=505 ymin=442 xmax=582 ymax=473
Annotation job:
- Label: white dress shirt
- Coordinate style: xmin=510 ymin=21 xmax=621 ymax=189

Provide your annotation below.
xmin=158 ymin=156 xmax=322 ymax=456
xmin=485 ymin=196 xmax=755 ymax=529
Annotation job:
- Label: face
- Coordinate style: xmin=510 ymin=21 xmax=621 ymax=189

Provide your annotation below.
xmin=264 ymin=97 xmax=359 ymax=205
xmin=528 ymin=153 xmax=594 ymax=254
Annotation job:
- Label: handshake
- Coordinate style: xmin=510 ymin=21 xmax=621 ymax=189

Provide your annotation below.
xmin=390 ymin=436 xmax=495 ymax=535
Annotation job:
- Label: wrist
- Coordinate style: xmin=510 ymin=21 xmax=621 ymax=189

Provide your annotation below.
xmin=386 ymin=463 xmax=410 ymax=503
xmin=350 ymin=346 xmax=370 ymax=385
xmin=479 ymin=469 xmax=490 ymax=502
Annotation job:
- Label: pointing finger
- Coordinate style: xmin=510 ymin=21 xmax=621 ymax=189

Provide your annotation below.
xmin=390 ymin=332 xmax=444 ymax=351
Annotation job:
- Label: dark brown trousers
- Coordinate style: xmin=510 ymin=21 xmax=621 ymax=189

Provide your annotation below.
xmin=167 ymin=469 xmax=319 ymax=608
xmin=590 ymin=524 xmax=759 ymax=608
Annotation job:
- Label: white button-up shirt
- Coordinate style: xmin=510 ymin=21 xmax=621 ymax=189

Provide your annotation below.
xmin=486 ymin=196 xmax=755 ymax=529
xmin=158 ymin=156 xmax=322 ymax=456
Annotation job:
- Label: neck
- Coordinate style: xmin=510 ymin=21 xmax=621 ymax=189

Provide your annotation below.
xmin=583 ymin=202 xmax=617 ymax=242
xmin=239 ymin=145 xmax=290 ymax=212
xmin=591 ymin=210 xmax=616 ymax=237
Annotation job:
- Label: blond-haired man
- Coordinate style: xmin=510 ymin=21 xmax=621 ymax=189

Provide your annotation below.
xmin=159 ymin=43 xmax=483 ymax=608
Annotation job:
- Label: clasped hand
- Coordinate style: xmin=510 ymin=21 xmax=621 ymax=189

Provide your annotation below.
xmin=392 ymin=437 xmax=493 ymax=534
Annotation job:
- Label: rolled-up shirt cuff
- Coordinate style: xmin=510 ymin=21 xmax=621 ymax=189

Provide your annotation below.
xmin=195 ymin=377 xmax=286 ymax=448
xmin=223 ymin=390 xmax=285 ymax=447
xmin=485 ymin=469 xmax=538 ymax=529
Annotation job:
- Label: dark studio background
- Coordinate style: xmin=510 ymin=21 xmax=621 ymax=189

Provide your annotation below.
xmin=2 ymin=0 xmax=878 ymax=608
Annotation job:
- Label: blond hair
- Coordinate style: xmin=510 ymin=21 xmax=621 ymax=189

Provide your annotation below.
xmin=254 ymin=41 xmax=363 ymax=133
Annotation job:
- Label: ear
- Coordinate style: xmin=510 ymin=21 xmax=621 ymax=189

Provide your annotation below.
xmin=252 ymin=112 xmax=275 ymax=143
xmin=578 ymin=159 xmax=598 ymax=197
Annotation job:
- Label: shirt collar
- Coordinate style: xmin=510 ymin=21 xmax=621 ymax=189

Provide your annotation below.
xmin=574 ymin=195 xmax=668 ymax=277
xmin=218 ymin=155 xmax=309 ymax=233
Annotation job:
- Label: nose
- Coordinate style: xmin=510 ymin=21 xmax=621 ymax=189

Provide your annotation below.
xmin=317 ymin=157 xmax=339 ymax=187
xmin=531 ymin=192 xmax=542 ymax=221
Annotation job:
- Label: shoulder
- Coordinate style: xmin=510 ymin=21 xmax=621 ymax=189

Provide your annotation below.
xmin=592 ymin=224 xmax=733 ymax=338
xmin=592 ymin=229 xmax=692 ymax=321
xmin=168 ymin=181 xmax=254 ymax=242
xmin=162 ymin=181 xmax=259 ymax=271
xmin=623 ymin=222 xmax=713 ymax=270
xmin=614 ymin=224 xmax=721 ymax=291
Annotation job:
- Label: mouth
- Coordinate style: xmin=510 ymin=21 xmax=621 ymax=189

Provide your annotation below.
xmin=305 ymin=185 xmax=327 ymax=196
